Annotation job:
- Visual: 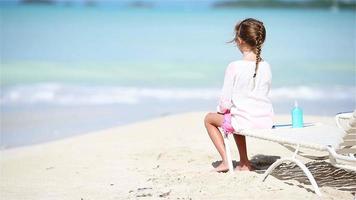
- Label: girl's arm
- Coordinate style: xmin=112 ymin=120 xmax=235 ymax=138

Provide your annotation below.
xmin=217 ymin=64 xmax=234 ymax=114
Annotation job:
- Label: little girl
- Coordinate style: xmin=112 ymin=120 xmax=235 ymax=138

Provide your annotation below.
xmin=204 ymin=18 xmax=274 ymax=172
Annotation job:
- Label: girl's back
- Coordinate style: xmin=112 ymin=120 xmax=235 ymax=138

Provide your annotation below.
xmin=229 ymin=60 xmax=272 ymax=97
xmin=226 ymin=60 xmax=273 ymax=130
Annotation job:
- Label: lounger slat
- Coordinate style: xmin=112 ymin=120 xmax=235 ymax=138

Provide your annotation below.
xmin=346 ymin=129 xmax=356 ymax=134
xmin=337 ymin=148 xmax=356 ymax=154
xmin=339 ymin=141 xmax=356 ymax=146
xmin=342 ymin=140 xmax=356 ymax=144
xmin=349 ymin=116 xmax=356 ymax=127
xmin=343 ymin=134 xmax=356 ymax=140
xmin=349 ymin=121 xmax=356 ymax=127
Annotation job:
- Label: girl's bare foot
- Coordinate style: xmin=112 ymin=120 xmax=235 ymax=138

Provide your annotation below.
xmin=212 ymin=162 xmax=229 ymax=173
xmin=234 ymin=164 xmax=253 ymax=171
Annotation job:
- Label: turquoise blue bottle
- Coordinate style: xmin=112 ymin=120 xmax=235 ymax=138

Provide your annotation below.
xmin=292 ymin=101 xmax=304 ymax=128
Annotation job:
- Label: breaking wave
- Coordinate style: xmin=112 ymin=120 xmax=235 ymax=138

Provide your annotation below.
xmin=1 ymin=83 xmax=354 ymax=106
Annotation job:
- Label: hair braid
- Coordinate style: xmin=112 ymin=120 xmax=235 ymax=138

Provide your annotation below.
xmin=254 ymin=24 xmax=263 ymax=79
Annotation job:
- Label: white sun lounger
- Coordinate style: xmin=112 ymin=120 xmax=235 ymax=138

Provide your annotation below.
xmin=222 ymin=110 xmax=356 ymax=196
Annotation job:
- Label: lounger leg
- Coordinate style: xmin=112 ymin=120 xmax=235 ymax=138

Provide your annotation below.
xmin=262 ymin=158 xmax=321 ymax=196
xmin=223 ymin=133 xmax=234 ymax=173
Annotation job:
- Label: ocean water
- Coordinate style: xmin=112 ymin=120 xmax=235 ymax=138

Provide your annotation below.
xmin=0 ymin=3 xmax=355 ymax=148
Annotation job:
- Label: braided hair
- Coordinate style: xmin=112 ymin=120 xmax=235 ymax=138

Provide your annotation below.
xmin=254 ymin=25 xmax=264 ymax=77
xmin=231 ymin=18 xmax=266 ymax=89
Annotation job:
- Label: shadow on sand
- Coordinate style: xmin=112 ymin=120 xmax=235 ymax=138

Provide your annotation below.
xmin=212 ymin=154 xmax=356 ymax=194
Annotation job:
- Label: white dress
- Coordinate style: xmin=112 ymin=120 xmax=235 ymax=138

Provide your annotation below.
xmin=217 ymin=60 xmax=274 ymax=132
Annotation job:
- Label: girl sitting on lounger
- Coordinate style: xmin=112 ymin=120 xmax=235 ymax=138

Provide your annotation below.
xmin=204 ymin=18 xmax=274 ymax=172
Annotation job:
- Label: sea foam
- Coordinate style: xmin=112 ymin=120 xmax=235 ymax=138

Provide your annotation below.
xmin=0 ymin=83 xmax=354 ymax=106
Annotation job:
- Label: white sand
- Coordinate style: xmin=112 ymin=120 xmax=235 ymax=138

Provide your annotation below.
xmin=0 ymin=112 xmax=354 ymax=199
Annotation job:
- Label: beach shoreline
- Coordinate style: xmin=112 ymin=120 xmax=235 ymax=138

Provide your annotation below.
xmin=1 ymin=112 xmax=354 ymax=199
xmin=2 ymin=94 xmax=354 ymax=149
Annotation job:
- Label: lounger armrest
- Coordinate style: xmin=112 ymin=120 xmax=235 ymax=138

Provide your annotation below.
xmin=335 ymin=112 xmax=353 ymax=130
xmin=326 ymin=145 xmax=356 ymax=162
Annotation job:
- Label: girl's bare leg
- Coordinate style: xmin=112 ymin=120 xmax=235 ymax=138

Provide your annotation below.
xmin=204 ymin=112 xmax=228 ymax=172
xmin=233 ymin=134 xmax=252 ymax=171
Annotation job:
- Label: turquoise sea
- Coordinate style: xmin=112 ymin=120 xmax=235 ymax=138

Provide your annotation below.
xmin=1 ymin=2 xmax=355 ymax=148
